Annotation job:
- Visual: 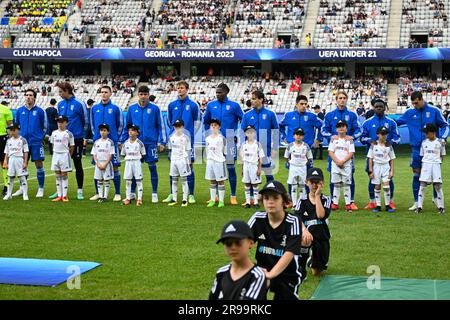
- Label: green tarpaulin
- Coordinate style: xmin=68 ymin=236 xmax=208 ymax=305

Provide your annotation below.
xmin=311 ymin=275 xmax=450 ymax=300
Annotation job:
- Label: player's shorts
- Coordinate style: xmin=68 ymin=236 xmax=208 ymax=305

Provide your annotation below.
xmin=331 ymin=165 xmax=352 ymax=184
xmin=287 ymin=165 xmax=307 ymax=185
xmin=7 ymin=156 xmax=28 ymax=177
xmin=410 ymin=147 xmax=422 ymax=169
xmin=371 ymin=162 xmax=391 ymax=185
xmin=143 ymin=144 xmax=158 ymax=163
xmin=29 ymin=144 xmax=45 ymax=162
xmin=51 ymin=152 xmax=72 ymax=172
xmin=419 ymin=162 xmax=442 ymax=183
xmin=261 ymin=156 xmax=273 ymax=169
xmin=94 ymin=161 xmax=114 ymax=181
xmin=0 ymin=135 xmax=7 ymax=162
xmin=310 ymin=239 xmax=330 ymax=271
xmin=71 ymin=138 xmax=84 ymax=161
xmin=242 ymin=162 xmax=262 ymax=185
xmin=124 ymin=159 xmax=143 ymax=180
xmin=269 ymin=274 xmax=301 ymax=300
xmin=328 ymin=155 xmax=355 ymax=173
xmin=205 ymin=159 xmax=227 ymax=181
xmin=170 ymin=158 xmax=191 ymax=177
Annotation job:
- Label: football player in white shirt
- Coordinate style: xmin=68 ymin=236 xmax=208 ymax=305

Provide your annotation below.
xmin=91 ymin=124 xmax=115 ymax=203
xmin=2 ymin=124 xmax=29 ymax=201
xmin=168 ymin=119 xmax=191 ymax=207
xmin=50 ymin=116 xmax=75 ymax=202
xmin=284 ymin=128 xmax=313 ymax=206
xmin=240 ymin=125 xmax=265 ymax=208
xmin=328 ymin=120 xmax=355 ymax=212
xmin=417 ymin=124 xmax=446 ymax=214
xmin=367 ymin=126 xmax=396 ymax=213
xmin=205 ymin=119 xmax=227 ymax=208
xmin=121 ymin=124 xmax=146 ymax=206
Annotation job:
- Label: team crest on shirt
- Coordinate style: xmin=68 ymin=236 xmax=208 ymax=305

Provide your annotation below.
xmin=32 ymin=111 xmax=37 ymax=116
xmin=304 ymin=115 xmax=308 ymax=121
xmin=108 ymin=108 xmax=112 ymax=114
xmin=385 ymin=123 xmax=389 ymax=128
xmin=226 ymin=105 xmax=231 ymax=111
xmin=147 ymin=108 xmax=151 ymax=114
xmin=240 ymin=288 xmax=247 ymax=298
xmin=345 ymin=115 xmax=349 ymax=121
xmin=186 ymin=105 xmax=190 ymax=111
xmin=262 ymin=114 xmax=267 ymax=120
xmin=426 ymin=112 xmax=430 ymax=118
xmin=70 ymin=105 xmax=74 ymax=111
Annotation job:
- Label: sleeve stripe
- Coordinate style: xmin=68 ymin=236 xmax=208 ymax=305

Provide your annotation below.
xmin=247 ymin=212 xmax=266 ymax=227
xmin=286 ymin=214 xmax=300 ymax=235
xmin=246 ymin=268 xmax=265 ymax=299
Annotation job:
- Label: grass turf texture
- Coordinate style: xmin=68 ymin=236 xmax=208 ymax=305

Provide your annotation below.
xmin=0 ymin=144 xmax=449 ymax=299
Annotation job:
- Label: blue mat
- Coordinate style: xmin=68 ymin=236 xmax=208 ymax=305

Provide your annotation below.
xmin=0 ymin=258 xmax=101 ymax=287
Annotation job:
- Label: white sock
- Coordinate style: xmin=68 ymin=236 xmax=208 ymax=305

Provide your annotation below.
xmin=299 ymin=184 xmax=307 ymax=200
xmin=103 ymin=181 xmax=110 ymax=199
xmin=7 ymin=177 xmax=14 ymax=197
xmin=375 ymin=189 xmax=381 ymax=206
xmin=344 ymin=184 xmax=351 ymax=205
xmin=62 ymin=176 xmax=68 ymax=197
xmin=97 ymin=181 xmax=103 ymax=199
xmin=126 ymin=180 xmax=132 ymax=200
xmin=56 ymin=174 xmax=62 ymax=197
xmin=245 ymin=186 xmax=251 ymax=204
xmin=77 ymin=188 xmax=83 ymax=194
xmin=418 ymin=184 xmax=426 ymax=208
xmin=434 ymin=183 xmax=444 ymax=208
xmin=172 ymin=178 xmax=178 ymax=202
xmin=136 ymin=180 xmax=143 ymax=201
xmin=181 ymin=177 xmax=188 ymax=201
xmin=253 ymin=186 xmax=259 ymax=205
xmin=291 ymin=184 xmax=298 ymax=208
xmin=218 ymin=184 xmax=225 ymax=203
xmin=383 ymin=186 xmax=391 ymax=206
xmin=210 ymin=183 xmax=217 ymax=201
xmin=333 ymin=183 xmax=341 ymax=205
xmin=19 ymin=176 xmax=28 ymax=197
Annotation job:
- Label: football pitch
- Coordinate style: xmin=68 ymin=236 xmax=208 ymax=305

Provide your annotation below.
xmin=0 ymin=145 xmax=449 ymax=300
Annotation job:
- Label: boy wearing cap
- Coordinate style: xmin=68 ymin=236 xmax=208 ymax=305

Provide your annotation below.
xmin=248 ymin=180 xmax=302 ymax=300
xmin=367 ymin=126 xmax=396 ymax=213
xmin=209 ymin=220 xmax=268 ymax=300
xmin=328 ymin=120 xmax=355 ymax=212
xmin=91 ymin=124 xmax=115 ymax=203
xmin=167 ymin=119 xmax=191 ymax=207
xmin=3 ymin=124 xmax=29 ymax=201
xmin=284 ymin=128 xmax=313 ymax=206
xmin=417 ymin=123 xmax=446 ymax=214
xmin=240 ymin=125 xmax=265 ymax=208
xmin=121 ymin=124 xmax=146 ymax=206
xmin=294 ymin=167 xmax=332 ymax=278
xmin=49 ymin=116 xmax=75 ymax=202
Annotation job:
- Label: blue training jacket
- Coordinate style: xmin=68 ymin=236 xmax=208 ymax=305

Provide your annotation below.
xmin=321 ymin=106 xmax=362 ymax=140
xmin=57 ymin=95 xmax=88 ymax=139
xmin=240 ymin=106 xmax=279 ymax=155
xmin=203 ymin=97 xmax=243 ymax=139
xmin=279 ymin=110 xmax=323 ymax=147
xmin=121 ymin=101 xmax=165 ymax=146
xmin=90 ymin=100 xmax=124 ymax=143
xmin=361 ymin=115 xmax=401 ymax=149
xmin=167 ymin=95 xmax=200 ymax=144
xmin=15 ymin=105 xmax=47 ymax=146
xmin=396 ymin=103 xmax=449 ymax=148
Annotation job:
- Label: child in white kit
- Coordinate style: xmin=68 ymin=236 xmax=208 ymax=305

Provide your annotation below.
xmin=417 ymin=123 xmax=446 ymax=214
xmin=50 ymin=115 xmax=75 ymax=202
xmin=168 ymin=119 xmax=191 ymax=207
xmin=205 ymin=119 xmax=227 ymax=208
xmin=240 ymin=125 xmax=265 ymax=209
xmin=367 ymin=126 xmax=396 ymax=213
xmin=2 ymin=124 xmax=29 ymax=201
xmin=121 ymin=124 xmax=146 ymax=206
xmin=284 ymin=127 xmax=313 ymax=206
xmin=91 ymin=123 xmax=115 ymax=203
xmin=328 ymin=120 xmax=355 ymax=212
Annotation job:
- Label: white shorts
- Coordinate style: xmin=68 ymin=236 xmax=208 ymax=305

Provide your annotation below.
xmin=94 ymin=161 xmax=114 ymax=181
xmin=170 ymin=158 xmax=191 ymax=177
xmin=242 ymin=162 xmax=261 ymax=185
xmin=124 ymin=159 xmax=143 ymax=180
xmin=331 ymin=165 xmax=352 ymax=184
xmin=51 ymin=152 xmax=72 ymax=172
xmin=371 ymin=162 xmax=391 ymax=185
xmin=7 ymin=156 xmax=28 ymax=177
xmin=205 ymin=160 xmax=227 ymax=182
xmin=420 ymin=162 xmax=442 ymax=183
xmin=287 ymin=165 xmax=307 ymax=185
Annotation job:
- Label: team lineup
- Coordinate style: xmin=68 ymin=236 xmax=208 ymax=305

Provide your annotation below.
xmin=1 ymin=81 xmax=449 ymax=300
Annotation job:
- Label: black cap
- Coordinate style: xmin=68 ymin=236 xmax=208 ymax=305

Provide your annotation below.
xmin=1 ymin=100 xmax=9 ymax=105
xmin=98 ymin=123 xmax=110 ymax=131
xmin=56 ymin=115 xmax=68 ymax=122
xmin=376 ymin=126 xmax=389 ymax=135
xmin=209 ymin=118 xmax=221 ymax=126
xmin=127 ymin=124 xmax=140 ymax=131
xmin=259 ymin=180 xmax=288 ymax=196
xmin=7 ymin=123 xmax=20 ymax=130
xmin=173 ymin=119 xmax=184 ymax=127
xmin=313 ymin=104 xmax=321 ymax=109
xmin=336 ymin=120 xmax=347 ymax=128
xmin=87 ymin=98 xmax=95 ymax=105
xmin=294 ymin=127 xmax=304 ymax=135
xmin=244 ymin=125 xmax=256 ymax=132
xmin=422 ymin=123 xmax=438 ymax=133
xmin=306 ymin=167 xmax=324 ymax=182
xmin=50 ymin=98 xmax=57 ymax=105
xmin=216 ymin=220 xmax=254 ymax=244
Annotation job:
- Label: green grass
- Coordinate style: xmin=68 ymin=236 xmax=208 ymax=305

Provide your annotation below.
xmin=0 ymin=145 xmax=449 ymax=300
